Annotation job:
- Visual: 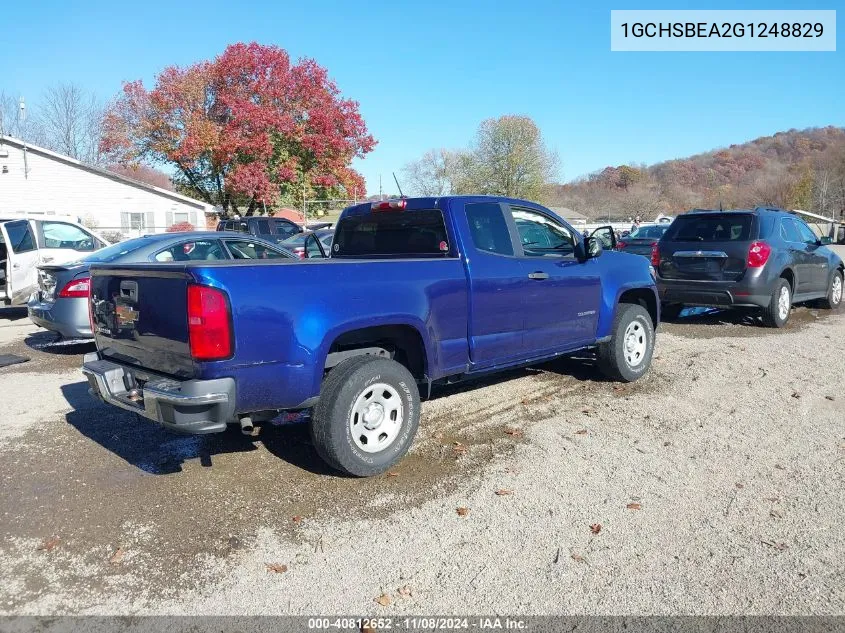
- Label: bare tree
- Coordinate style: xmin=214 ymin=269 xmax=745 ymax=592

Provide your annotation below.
xmin=38 ymin=83 xmax=104 ymax=164
xmin=0 ymin=91 xmax=44 ymax=143
xmin=402 ymin=149 xmax=459 ymax=196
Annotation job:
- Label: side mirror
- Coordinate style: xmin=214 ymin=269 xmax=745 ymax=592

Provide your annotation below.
xmin=819 ymin=236 xmax=833 ymax=246
xmin=587 ymin=236 xmax=603 ymax=258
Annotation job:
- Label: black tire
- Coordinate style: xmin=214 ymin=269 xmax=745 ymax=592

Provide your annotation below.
xmin=311 ymin=356 xmax=420 ymax=477
xmin=820 ymin=270 xmax=843 ymax=310
xmin=762 ymin=278 xmax=791 ymax=328
xmin=597 ymin=304 xmax=655 ymax=382
xmin=660 ymin=302 xmax=683 ymax=321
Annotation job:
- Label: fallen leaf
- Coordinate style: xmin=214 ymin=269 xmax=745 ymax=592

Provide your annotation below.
xmin=791 ymin=392 xmax=801 ymax=399
xmin=663 ymin=441 xmax=671 ymax=447
xmin=571 ymin=552 xmax=586 ymax=563
xmin=581 ymin=407 xmax=593 ymax=415
xmin=590 ymin=523 xmax=602 ymax=535
xmin=520 ymin=398 xmax=530 ymax=405
xmin=735 ymin=483 xmax=744 ymax=489
xmin=397 ymin=585 xmax=413 ymax=597
xmin=456 ymin=507 xmax=470 ymax=517
xmin=825 ymin=395 xmax=835 ymax=401
xmin=495 ymin=488 xmax=514 ymax=496
xmin=453 ymin=442 xmax=467 ymax=455
xmin=386 ymin=472 xmax=399 ymax=477
xmin=504 ymin=427 xmax=524 ymax=438
xmin=761 ymin=540 xmax=788 ymax=551
xmin=575 ymin=429 xmax=588 ymax=435
xmin=626 ymin=503 xmax=642 ymax=510
xmin=109 ymin=547 xmax=125 ymax=565
xmin=292 ymin=515 xmax=302 ymax=524
xmin=38 ymin=537 xmax=60 ymax=552
xmin=375 ymin=593 xmax=391 ymax=607
xmin=265 ymin=563 xmax=288 ymax=574
xmin=775 ymin=464 xmax=786 ymax=470
xmin=770 ymin=509 xmax=783 ymax=519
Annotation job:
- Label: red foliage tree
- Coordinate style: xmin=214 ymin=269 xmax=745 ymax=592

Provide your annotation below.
xmin=166 ymin=222 xmax=195 ymax=233
xmin=101 ymin=42 xmax=376 ymax=217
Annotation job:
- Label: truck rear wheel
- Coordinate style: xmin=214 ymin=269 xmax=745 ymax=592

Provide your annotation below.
xmin=311 ymin=356 xmax=420 ymax=477
xmin=597 ymin=304 xmax=655 ymax=382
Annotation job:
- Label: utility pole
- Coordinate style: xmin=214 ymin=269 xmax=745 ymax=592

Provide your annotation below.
xmin=379 ymin=175 xmax=383 ymax=201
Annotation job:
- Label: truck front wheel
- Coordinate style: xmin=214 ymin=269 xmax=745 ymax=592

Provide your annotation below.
xmin=311 ymin=356 xmax=421 ymax=477
xmin=597 ymin=304 xmax=655 ymax=382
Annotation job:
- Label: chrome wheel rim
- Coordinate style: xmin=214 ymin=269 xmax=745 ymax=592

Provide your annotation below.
xmin=832 ymin=275 xmax=842 ymax=305
xmin=349 ymin=383 xmax=403 ymax=454
xmin=623 ymin=320 xmax=647 ymax=368
xmin=778 ymin=286 xmax=790 ymax=321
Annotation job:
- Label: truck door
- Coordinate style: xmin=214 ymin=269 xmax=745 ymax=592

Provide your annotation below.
xmin=0 ymin=220 xmax=40 ymax=304
xmin=461 ymin=202 xmax=529 ymax=367
xmin=507 ymin=205 xmax=602 ymax=353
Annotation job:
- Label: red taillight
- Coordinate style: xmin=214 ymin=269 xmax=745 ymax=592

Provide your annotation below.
xmin=747 ymin=241 xmax=771 ymax=268
xmin=371 ymin=199 xmax=407 ymax=211
xmin=59 ymin=276 xmax=90 ymax=298
xmin=187 ymin=284 xmax=232 ymax=361
xmin=650 ymin=242 xmax=660 ymax=267
xmin=87 ymin=283 xmax=95 ymax=334
xmin=617 ymin=241 xmax=627 ymax=249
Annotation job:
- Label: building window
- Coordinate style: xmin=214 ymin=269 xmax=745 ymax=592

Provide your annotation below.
xmin=174 ymin=212 xmax=190 ymax=225
xmin=130 ymin=213 xmax=146 ymax=230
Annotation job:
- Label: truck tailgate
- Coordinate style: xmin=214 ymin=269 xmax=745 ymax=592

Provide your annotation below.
xmin=90 ymin=266 xmax=196 ymax=379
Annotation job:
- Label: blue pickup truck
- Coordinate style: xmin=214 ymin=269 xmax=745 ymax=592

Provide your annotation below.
xmin=82 ymin=196 xmax=659 ymax=476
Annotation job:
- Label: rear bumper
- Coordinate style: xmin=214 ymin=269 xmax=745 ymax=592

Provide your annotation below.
xmin=28 ymin=296 xmax=92 ymax=339
xmin=657 ymin=277 xmax=773 ymax=308
xmin=82 ymin=353 xmax=236 ymax=434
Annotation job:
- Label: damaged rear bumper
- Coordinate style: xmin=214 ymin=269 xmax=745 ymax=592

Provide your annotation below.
xmin=81 ymin=352 xmax=236 ymax=434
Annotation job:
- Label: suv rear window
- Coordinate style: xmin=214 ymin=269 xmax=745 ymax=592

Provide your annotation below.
xmin=664 ymin=213 xmax=753 ymax=242
xmin=333 ymin=209 xmax=448 ymax=257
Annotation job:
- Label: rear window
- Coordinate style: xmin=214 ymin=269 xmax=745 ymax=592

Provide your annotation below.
xmin=333 ymin=209 xmax=449 ymax=257
xmin=82 ymin=237 xmax=153 ymax=263
xmin=664 ymin=214 xmax=754 ymax=242
xmin=629 ymin=225 xmax=668 ymax=239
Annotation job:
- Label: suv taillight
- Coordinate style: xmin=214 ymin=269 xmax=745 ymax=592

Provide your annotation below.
xmin=747 ymin=241 xmax=772 ymax=268
xmin=59 ymin=276 xmax=90 ymax=298
xmin=187 ymin=284 xmax=233 ymax=361
xmin=650 ymin=242 xmax=660 ymax=267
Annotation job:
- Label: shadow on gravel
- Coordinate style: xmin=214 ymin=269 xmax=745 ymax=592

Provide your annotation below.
xmin=24 ymin=330 xmax=95 ymax=355
xmin=61 ymin=380 xmax=261 ymax=475
xmin=661 ymin=304 xmax=831 ymax=338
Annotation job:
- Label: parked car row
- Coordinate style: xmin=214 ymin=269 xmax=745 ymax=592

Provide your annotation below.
xmin=15 ymin=198 xmax=840 ymax=479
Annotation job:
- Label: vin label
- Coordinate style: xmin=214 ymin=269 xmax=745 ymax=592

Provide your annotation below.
xmin=611 ymin=10 xmax=836 ymax=51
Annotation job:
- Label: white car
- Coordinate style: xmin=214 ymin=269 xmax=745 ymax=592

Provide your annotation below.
xmin=1 ymin=217 xmax=110 ymax=305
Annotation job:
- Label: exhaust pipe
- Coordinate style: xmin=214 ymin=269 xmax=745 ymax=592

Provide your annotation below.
xmin=240 ymin=416 xmax=256 ymax=436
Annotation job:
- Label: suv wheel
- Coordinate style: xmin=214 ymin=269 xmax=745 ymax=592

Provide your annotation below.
xmin=597 ymin=304 xmax=655 ymax=382
xmin=311 ymin=356 xmax=420 ymax=477
xmin=762 ymin=278 xmax=791 ymax=328
xmin=821 ymin=270 xmax=843 ymax=310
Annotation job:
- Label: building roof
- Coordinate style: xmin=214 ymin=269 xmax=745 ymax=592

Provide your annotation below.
xmin=0 ymin=135 xmax=214 ymax=211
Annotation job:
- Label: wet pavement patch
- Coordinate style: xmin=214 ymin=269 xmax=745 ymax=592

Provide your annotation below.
xmin=661 ymin=305 xmax=831 ymax=339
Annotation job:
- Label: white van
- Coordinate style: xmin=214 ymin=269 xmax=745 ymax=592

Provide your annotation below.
xmin=0 ymin=217 xmax=110 ymax=305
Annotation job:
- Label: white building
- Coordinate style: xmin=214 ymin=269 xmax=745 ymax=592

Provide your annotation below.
xmin=0 ymin=135 xmax=213 ymax=238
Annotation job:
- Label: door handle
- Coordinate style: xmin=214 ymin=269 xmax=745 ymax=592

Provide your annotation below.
xmin=528 ymin=272 xmax=549 ymax=280
xmin=12 ymin=263 xmax=20 ymax=269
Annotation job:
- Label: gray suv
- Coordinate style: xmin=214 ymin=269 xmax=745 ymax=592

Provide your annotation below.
xmin=654 ymin=207 xmax=844 ymax=327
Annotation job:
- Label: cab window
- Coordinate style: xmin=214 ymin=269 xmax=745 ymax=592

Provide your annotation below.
xmin=510 ymin=207 xmax=575 ymax=257
xmin=42 ymin=221 xmax=98 ymax=251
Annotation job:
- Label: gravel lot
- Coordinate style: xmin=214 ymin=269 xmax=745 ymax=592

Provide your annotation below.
xmin=0 ymin=289 xmax=843 ymax=615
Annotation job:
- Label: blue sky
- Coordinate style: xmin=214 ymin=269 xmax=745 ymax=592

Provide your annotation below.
xmin=1 ymin=0 xmax=842 ymax=196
